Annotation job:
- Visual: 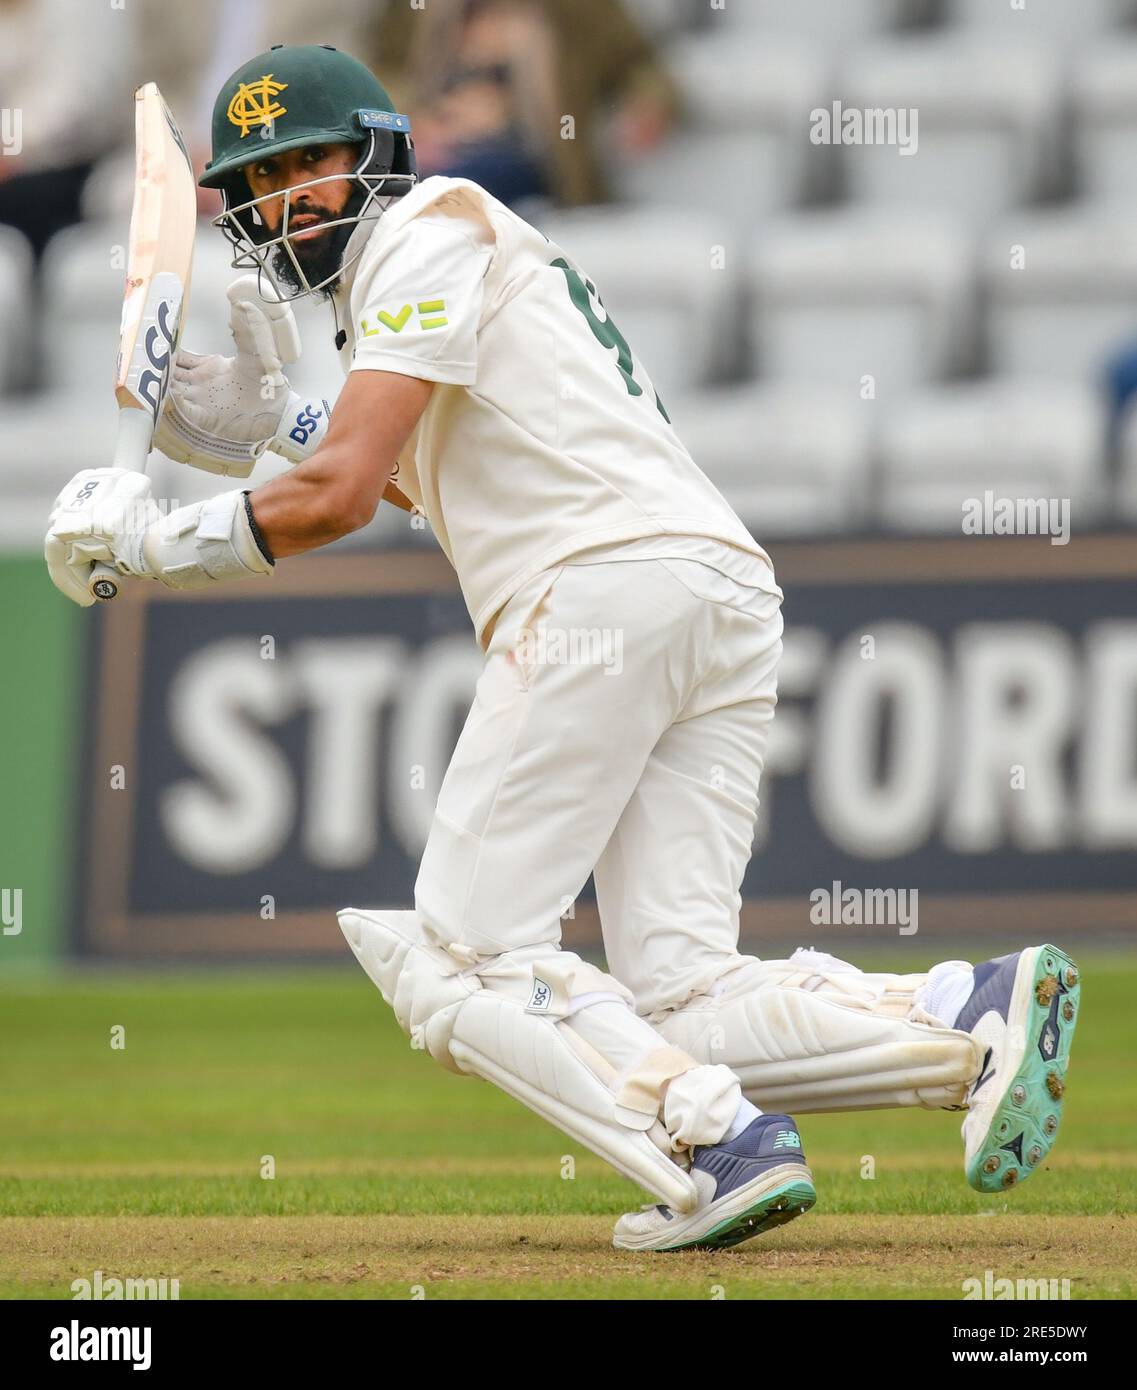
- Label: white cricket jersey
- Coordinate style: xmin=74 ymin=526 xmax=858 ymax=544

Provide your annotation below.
xmin=333 ymin=175 xmax=775 ymax=646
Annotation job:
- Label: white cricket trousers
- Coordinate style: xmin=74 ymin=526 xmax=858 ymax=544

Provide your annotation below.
xmin=414 ymin=546 xmax=783 ymax=1020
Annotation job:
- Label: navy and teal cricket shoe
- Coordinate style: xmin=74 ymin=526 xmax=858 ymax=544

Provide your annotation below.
xmin=957 ymin=944 xmax=1081 ymax=1193
xmin=612 ymin=1114 xmax=816 ymax=1252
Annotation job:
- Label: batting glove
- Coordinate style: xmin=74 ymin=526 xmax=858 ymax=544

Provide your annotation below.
xmin=45 ymin=468 xmax=160 ymax=606
xmin=153 ymin=275 xmax=332 ymax=477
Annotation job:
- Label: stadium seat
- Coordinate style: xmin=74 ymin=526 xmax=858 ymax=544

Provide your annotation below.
xmin=1072 ymin=43 xmax=1137 ymax=201
xmin=748 ymin=209 xmax=975 ymax=388
xmin=981 ymin=205 xmax=1137 ymax=381
xmin=877 ymin=381 xmax=1107 ymax=533
xmin=615 ymin=35 xmax=831 ymax=230
xmin=946 ymin=0 xmax=1137 ymax=41
xmin=41 ymin=221 xmax=232 ymax=397
xmin=667 ymin=383 xmax=875 ymax=535
xmin=717 ymin=0 xmax=921 ymax=42
xmin=533 ymin=205 xmax=742 ymax=395
xmin=839 ymin=38 xmax=1062 ymax=223
xmin=0 ymin=224 xmax=34 ymax=394
xmin=41 ymin=222 xmax=132 ymax=396
xmin=0 ymin=393 xmax=117 ymax=550
xmin=168 ymin=231 xmax=256 ymax=358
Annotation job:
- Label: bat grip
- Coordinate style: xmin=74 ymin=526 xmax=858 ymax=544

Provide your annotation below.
xmin=88 ymin=407 xmax=154 ymax=602
xmin=88 ymin=566 xmax=121 ymax=602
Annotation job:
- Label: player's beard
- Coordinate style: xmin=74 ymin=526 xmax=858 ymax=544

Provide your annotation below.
xmin=271 ymin=211 xmax=358 ymax=300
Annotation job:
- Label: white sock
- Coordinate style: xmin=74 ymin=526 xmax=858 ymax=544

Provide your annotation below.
xmin=723 ymin=1096 xmax=763 ymax=1141
xmin=922 ymin=960 xmax=975 ymax=1029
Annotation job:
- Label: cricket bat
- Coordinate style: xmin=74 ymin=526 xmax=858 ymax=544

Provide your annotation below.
xmin=89 ymin=83 xmax=196 ymax=602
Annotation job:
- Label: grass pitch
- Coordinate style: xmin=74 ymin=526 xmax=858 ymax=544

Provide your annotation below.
xmin=1 ymin=954 xmax=1134 ymax=1299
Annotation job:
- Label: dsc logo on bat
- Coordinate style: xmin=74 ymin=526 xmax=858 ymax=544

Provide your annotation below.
xmin=138 ymin=297 xmax=178 ymax=416
xmin=117 ymin=271 xmax=184 ymax=419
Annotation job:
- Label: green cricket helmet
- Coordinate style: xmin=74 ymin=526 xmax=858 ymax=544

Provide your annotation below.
xmin=202 ymin=44 xmax=417 ymax=299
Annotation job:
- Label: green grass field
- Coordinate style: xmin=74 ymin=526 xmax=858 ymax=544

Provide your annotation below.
xmin=1 ymin=954 xmax=1135 ymax=1299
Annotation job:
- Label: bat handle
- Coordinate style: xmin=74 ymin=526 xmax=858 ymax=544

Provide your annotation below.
xmin=88 ymin=407 xmax=154 ymax=603
xmin=88 ymin=565 xmax=121 ymax=602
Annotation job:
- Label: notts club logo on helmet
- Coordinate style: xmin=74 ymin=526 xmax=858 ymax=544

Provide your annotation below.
xmin=227 ymin=75 xmax=288 ymax=137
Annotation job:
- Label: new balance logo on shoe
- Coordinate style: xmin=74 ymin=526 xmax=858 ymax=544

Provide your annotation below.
xmin=774 ymin=1131 xmax=801 ymax=1150
xmin=972 ymin=1048 xmax=996 ymax=1094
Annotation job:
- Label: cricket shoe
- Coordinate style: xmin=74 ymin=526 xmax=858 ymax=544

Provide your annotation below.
xmin=612 ymin=1114 xmax=815 ymax=1252
xmin=957 ymin=944 xmax=1081 ymax=1193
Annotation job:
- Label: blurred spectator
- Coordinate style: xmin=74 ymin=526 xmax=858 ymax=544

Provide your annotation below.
xmin=1104 ymin=337 xmax=1137 ymax=454
xmin=0 ymin=0 xmax=127 ymax=257
xmin=83 ymin=0 xmax=376 ymax=222
xmin=364 ymin=0 xmax=681 ymax=208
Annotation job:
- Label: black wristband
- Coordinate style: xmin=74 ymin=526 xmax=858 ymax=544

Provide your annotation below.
xmin=242 ymin=492 xmax=275 ymax=567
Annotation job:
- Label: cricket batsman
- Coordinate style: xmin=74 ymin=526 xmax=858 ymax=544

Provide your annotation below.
xmin=44 ymin=46 xmax=1081 ymax=1250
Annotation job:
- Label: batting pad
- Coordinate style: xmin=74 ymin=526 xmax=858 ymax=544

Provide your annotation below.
xmin=657 ymin=949 xmax=985 ymax=1113
xmin=338 ymin=908 xmax=701 ymax=1212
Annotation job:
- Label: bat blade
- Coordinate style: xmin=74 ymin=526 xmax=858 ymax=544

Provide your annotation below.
xmin=91 ymin=82 xmax=195 ymax=602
